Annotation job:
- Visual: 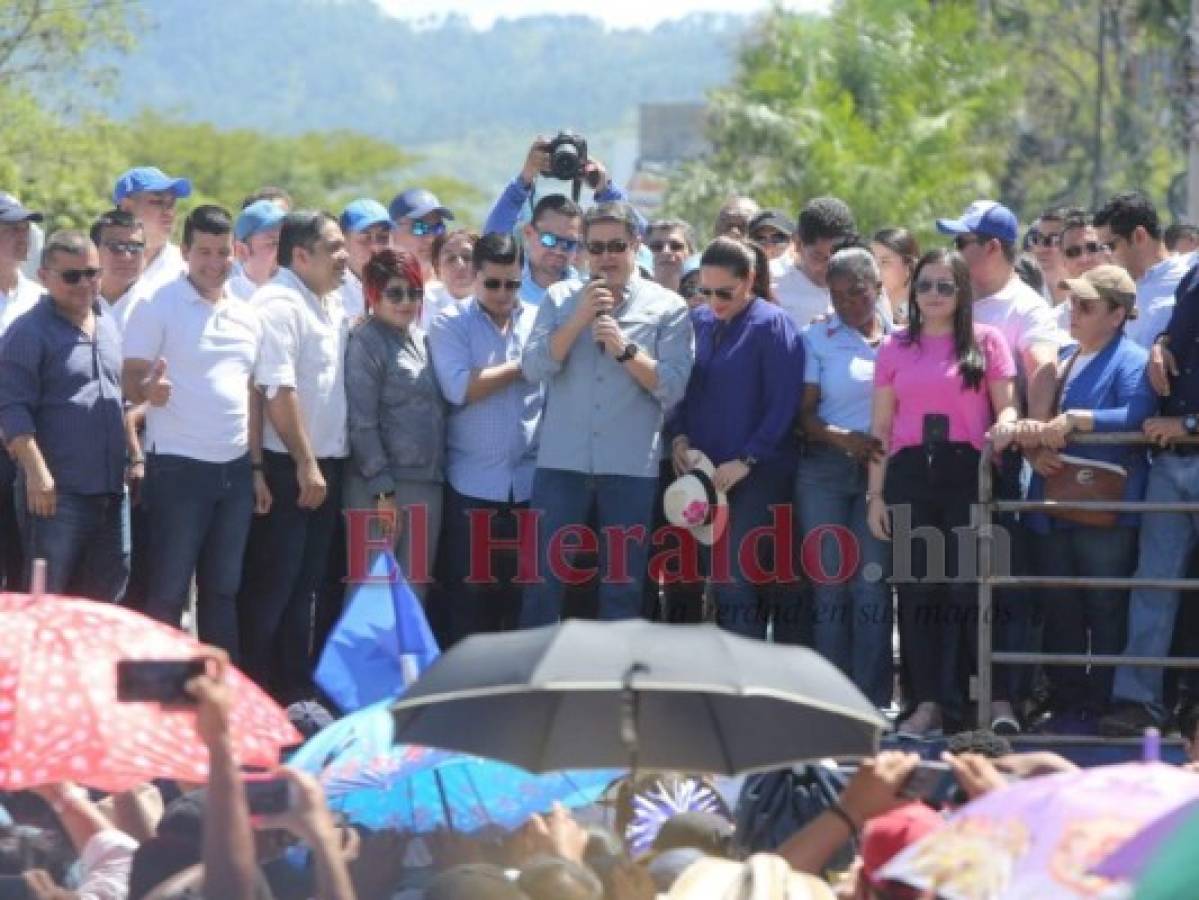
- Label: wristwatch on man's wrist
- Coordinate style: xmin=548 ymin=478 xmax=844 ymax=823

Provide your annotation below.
xmin=740 ymin=456 xmax=757 ymax=469
xmin=616 ymin=342 xmax=639 ymax=363
xmin=1184 ymin=414 xmax=1198 ymax=436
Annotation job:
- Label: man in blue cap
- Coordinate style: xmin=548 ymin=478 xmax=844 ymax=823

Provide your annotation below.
xmin=389 ymin=188 xmax=453 ymax=283
xmin=229 ymin=199 xmax=286 ymax=302
xmin=934 ymin=199 xmax=1065 ymax=737
xmin=114 ymin=166 xmax=192 ymax=295
xmin=340 ymin=198 xmax=393 ymax=320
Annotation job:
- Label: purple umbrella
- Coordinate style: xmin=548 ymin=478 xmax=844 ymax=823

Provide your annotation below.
xmin=1090 ymin=796 xmax=1199 ymax=881
xmin=879 ymin=763 xmax=1199 ymax=900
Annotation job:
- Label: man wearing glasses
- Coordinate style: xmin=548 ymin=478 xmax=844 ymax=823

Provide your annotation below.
xmin=389 ymin=187 xmax=454 ymax=283
xmin=520 ymin=202 xmax=694 ymax=626
xmin=91 ymin=209 xmax=149 ymax=335
xmin=1055 ymin=212 xmax=1112 ymax=329
xmin=483 ymin=136 xmax=635 ymax=304
xmin=1027 ymin=207 xmax=1071 ymax=306
xmin=339 ymin=198 xmax=393 ymax=320
xmin=428 ymin=232 xmax=545 ymax=643
xmin=113 ymin=166 xmax=192 ymax=295
xmin=0 ymin=231 xmax=131 ymax=601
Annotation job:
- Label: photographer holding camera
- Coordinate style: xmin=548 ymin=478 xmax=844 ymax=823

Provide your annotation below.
xmin=484 ymin=134 xmax=642 ymax=305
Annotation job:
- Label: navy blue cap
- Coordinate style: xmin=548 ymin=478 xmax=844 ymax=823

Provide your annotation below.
xmin=339 ymin=198 xmax=393 ymax=234
xmin=0 ymin=192 xmax=43 ymax=224
xmin=388 ymin=187 xmax=454 ymax=222
xmin=936 ymin=200 xmax=1019 ymax=243
xmin=113 ymin=166 xmax=192 ymax=205
xmin=234 ymin=199 xmax=286 ymax=242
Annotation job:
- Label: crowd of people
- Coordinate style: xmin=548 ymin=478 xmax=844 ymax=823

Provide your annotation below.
xmin=2 ymin=137 xmax=1199 ymax=745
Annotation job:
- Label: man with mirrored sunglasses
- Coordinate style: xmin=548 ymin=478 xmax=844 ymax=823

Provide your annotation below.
xmin=515 ymin=194 xmax=584 ymax=306
xmin=0 ymin=230 xmax=130 ymax=602
xmin=520 ymin=202 xmax=694 ymax=626
xmin=389 ymin=187 xmax=454 ymax=284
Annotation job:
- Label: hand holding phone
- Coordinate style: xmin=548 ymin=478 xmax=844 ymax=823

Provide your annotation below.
xmin=245 ymin=776 xmax=296 ymax=817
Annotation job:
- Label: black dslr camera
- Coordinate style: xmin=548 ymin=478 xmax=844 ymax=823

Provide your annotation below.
xmin=540 ymin=131 xmax=596 ymax=201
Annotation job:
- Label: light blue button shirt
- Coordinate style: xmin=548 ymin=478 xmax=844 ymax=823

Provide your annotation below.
xmin=522 ymin=274 xmax=693 ymax=478
xmin=428 ymin=297 xmax=543 ymax=502
xmin=801 ymin=313 xmax=890 ymax=434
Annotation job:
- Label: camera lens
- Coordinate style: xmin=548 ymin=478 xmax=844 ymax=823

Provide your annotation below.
xmin=550 ymin=142 xmax=581 ymax=180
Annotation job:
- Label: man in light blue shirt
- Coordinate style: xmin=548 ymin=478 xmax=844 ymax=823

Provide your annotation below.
xmin=520 ymin=202 xmax=693 ymax=625
xmin=428 ymin=233 xmax=544 ymax=643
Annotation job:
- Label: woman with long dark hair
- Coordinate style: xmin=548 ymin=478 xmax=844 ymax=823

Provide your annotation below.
xmin=866 ymin=249 xmax=1018 ymax=738
xmin=871 ymin=227 xmax=920 ymax=325
xmin=670 ymin=236 xmax=803 ymax=639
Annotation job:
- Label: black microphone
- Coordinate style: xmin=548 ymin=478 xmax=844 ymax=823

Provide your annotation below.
xmin=592 ymin=274 xmax=610 ymax=354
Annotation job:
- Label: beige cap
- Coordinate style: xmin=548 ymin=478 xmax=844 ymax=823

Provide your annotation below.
xmin=667 ymin=853 xmax=835 ymax=899
xmin=1059 ymin=264 xmax=1137 ymax=316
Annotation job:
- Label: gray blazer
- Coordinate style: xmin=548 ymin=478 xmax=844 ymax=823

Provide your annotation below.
xmin=345 ymin=316 xmax=446 ymax=492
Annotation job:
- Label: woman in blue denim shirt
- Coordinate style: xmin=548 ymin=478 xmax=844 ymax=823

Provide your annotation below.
xmin=1019 ymin=265 xmax=1156 ymax=734
xmin=795 ymin=247 xmax=893 ymax=708
xmin=345 ymin=249 xmax=446 ymax=599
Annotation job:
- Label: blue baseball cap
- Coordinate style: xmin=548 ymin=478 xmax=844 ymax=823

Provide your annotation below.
xmin=681 ymin=253 xmax=702 ymax=278
xmin=113 ymin=166 xmax=192 ymax=205
xmin=234 ymin=199 xmax=286 ymax=242
xmin=339 ymin=198 xmax=393 ymax=235
xmin=936 ymin=200 xmax=1018 ymax=244
xmin=388 ymin=187 xmax=454 ymax=222
xmin=0 ymin=192 xmax=43 ymax=224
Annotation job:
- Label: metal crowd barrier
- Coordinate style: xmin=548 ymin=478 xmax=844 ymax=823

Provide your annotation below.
xmin=976 ymin=433 xmax=1199 ymax=743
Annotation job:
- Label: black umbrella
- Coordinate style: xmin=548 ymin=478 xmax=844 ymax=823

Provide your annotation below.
xmin=391 ymin=619 xmax=884 ymax=775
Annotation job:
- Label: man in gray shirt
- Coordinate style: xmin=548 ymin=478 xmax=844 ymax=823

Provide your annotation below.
xmin=520 ymin=202 xmax=693 ymax=625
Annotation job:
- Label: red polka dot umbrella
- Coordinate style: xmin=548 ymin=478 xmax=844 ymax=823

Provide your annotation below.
xmin=0 ymin=591 xmax=301 ymax=791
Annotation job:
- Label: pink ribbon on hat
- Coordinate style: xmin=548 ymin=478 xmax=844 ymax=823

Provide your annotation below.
xmin=682 ymin=499 xmax=710 ymax=526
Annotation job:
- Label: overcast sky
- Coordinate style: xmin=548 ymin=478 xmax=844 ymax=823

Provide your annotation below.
xmin=376 ymin=0 xmax=831 ymax=29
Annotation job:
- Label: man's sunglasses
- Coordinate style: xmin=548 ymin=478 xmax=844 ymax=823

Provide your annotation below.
xmin=1063 ymin=241 xmax=1111 ymax=259
xmin=914 ymin=279 xmax=957 ymax=297
xmin=1028 ymin=232 xmax=1061 ymax=248
xmin=102 ymin=241 xmax=145 ymax=256
xmin=482 ymin=278 xmax=522 ymax=292
xmin=696 ymin=286 xmax=737 ymax=301
xmin=381 ymin=287 xmax=422 ymax=303
xmin=410 ymin=221 xmax=446 ymax=238
xmin=586 ymin=239 xmax=630 ymax=256
xmin=648 ymin=239 xmax=687 ymax=254
xmin=953 ymin=235 xmax=985 ymax=251
xmin=52 ymin=267 xmax=102 ymax=285
xmin=538 ymin=232 xmax=580 ymax=253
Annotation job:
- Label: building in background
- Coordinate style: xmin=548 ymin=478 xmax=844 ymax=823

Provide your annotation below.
xmin=626 ymin=102 xmax=709 ymax=216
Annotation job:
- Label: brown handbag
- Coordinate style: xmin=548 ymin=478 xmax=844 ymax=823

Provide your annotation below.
xmin=1044 ymin=453 xmax=1127 ymax=527
xmin=1042 ymin=351 xmax=1127 ymax=527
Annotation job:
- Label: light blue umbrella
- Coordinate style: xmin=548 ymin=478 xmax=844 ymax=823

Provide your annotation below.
xmin=289 ymin=700 xmax=619 ymax=834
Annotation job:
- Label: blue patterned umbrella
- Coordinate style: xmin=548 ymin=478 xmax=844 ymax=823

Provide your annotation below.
xmin=289 ymin=700 xmax=619 ymax=833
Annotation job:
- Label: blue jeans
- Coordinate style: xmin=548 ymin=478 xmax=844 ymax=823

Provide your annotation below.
xmin=796 ymin=446 xmax=893 ymax=706
xmin=1112 ymin=454 xmax=1199 ymax=718
xmin=519 ymin=469 xmax=657 ymax=626
xmin=1032 ymin=525 xmax=1135 ymax=714
xmin=16 ymin=480 xmax=128 ymax=602
xmin=143 ymin=453 xmax=254 ymax=657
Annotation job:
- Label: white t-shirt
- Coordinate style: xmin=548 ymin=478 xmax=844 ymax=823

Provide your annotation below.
xmin=422 ymin=281 xmax=460 ymax=331
xmin=0 ymin=270 xmax=42 ymax=335
xmin=1050 ymin=299 xmax=1070 ymax=333
xmin=227 ymin=262 xmax=264 ymax=303
xmin=774 ymin=262 xmax=831 ymax=329
xmin=99 ymin=277 xmax=156 ymax=339
xmin=1127 ymin=254 xmax=1193 ymax=350
xmin=124 ymin=274 xmax=262 ymax=463
xmin=253 ymin=267 xmax=349 ymax=459
xmin=138 ymin=242 xmax=187 ymax=296
xmin=973 ymin=274 xmax=1065 ymax=360
xmin=339 ymin=270 xmax=366 ymax=322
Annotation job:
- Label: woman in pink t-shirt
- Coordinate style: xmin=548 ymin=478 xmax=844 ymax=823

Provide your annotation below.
xmin=866 ymin=248 xmax=1018 ymax=739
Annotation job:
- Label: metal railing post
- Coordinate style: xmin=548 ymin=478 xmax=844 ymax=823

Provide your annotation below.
xmin=977 ymin=443 xmax=995 ymax=730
